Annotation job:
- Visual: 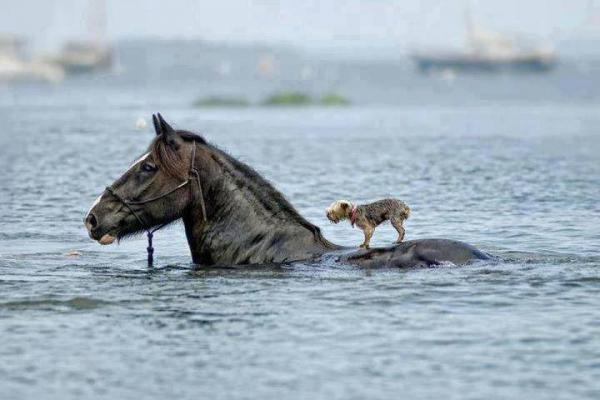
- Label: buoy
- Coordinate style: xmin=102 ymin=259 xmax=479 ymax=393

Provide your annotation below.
xmin=135 ymin=117 xmax=148 ymax=130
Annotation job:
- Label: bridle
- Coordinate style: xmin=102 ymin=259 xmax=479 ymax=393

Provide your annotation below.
xmin=105 ymin=142 xmax=207 ymax=267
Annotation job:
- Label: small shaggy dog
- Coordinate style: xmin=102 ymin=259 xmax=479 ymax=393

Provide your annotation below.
xmin=326 ymin=198 xmax=410 ymax=249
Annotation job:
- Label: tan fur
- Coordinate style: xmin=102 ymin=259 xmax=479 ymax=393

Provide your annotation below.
xmin=326 ymin=198 xmax=410 ymax=249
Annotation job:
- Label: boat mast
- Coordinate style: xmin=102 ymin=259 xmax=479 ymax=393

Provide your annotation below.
xmin=464 ymin=0 xmax=476 ymax=49
xmin=87 ymin=0 xmax=107 ymax=45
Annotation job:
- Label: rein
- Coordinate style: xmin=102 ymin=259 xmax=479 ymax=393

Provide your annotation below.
xmin=105 ymin=143 xmax=206 ymax=267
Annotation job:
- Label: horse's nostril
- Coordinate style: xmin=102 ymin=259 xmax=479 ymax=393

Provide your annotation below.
xmin=86 ymin=213 xmax=98 ymax=229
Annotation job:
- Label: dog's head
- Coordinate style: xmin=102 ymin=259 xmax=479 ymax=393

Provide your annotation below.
xmin=326 ymin=200 xmax=352 ymax=223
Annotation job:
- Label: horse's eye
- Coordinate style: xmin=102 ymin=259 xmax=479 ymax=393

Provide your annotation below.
xmin=141 ymin=162 xmax=157 ymax=172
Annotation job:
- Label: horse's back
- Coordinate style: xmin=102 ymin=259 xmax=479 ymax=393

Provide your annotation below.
xmin=341 ymin=238 xmax=491 ymax=268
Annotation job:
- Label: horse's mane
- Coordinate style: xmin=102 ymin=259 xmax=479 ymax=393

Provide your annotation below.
xmin=149 ymin=130 xmax=206 ymax=179
xmin=149 ymin=129 xmax=326 ymax=242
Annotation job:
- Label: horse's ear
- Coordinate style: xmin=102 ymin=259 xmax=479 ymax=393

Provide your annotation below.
xmin=157 ymin=113 xmax=174 ymax=134
xmin=157 ymin=113 xmax=180 ymax=148
xmin=152 ymin=114 xmax=161 ymax=136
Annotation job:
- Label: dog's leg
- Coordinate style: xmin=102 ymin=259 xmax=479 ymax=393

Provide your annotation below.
xmin=391 ymin=217 xmax=405 ymax=243
xmin=360 ymin=226 xmax=374 ymax=249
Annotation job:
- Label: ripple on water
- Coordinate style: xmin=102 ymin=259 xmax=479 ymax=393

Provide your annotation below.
xmin=0 ymin=297 xmax=107 ymax=311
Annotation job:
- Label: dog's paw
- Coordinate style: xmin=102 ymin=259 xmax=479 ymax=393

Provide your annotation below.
xmin=359 ymin=244 xmax=370 ymax=249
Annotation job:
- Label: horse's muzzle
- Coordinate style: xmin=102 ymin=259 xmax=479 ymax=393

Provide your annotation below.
xmin=85 ymin=213 xmax=98 ymax=232
xmin=84 ymin=212 xmax=116 ymax=244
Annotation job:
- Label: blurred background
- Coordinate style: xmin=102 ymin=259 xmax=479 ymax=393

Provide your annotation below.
xmin=2 ymin=0 xmax=600 ymax=105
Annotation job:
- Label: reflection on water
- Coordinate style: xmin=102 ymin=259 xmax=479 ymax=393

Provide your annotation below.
xmin=0 ymin=42 xmax=599 ymax=400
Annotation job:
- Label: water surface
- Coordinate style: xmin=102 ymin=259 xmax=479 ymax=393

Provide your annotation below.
xmin=1 ymin=44 xmax=599 ymax=399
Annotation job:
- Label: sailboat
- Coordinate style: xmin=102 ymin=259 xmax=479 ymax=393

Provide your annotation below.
xmin=54 ymin=0 xmax=113 ymax=75
xmin=56 ymin=41 xmax=112 ymax=75
xmin=0 ymin=35 xmax=64 ymax=83
xmin=412 ymin=4 xmax=557 ymax=73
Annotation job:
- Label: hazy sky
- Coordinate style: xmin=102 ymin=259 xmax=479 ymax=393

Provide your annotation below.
xmin=2 ymin=0 xmax=598 ymax=52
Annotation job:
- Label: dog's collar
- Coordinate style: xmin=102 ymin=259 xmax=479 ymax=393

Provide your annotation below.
xmin=350 ymin=204 xmax=358 ymax=228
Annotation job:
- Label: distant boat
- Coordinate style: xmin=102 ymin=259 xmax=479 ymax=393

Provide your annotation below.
xmin=0 ymin=35 xmax=64 ymax=84
xmin=53 ymin=0 xmax=114 ymax=75
xmin=55 ymin=41 xmax=113 ymax=75
xmin=412 ymin=4 xmax=557 ymax=73
xmin=413 ymin=50 xmax=556 ymax=73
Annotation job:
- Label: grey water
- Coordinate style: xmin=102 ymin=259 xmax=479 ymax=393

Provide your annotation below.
xmin=1 ymin=41 xmax=600 ymax=400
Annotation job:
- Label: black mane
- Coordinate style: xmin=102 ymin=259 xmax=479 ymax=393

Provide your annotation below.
xmin=177 ymin=129 xmax=328 ymax=244
xmin=176 ymin=129 xmax=208 ymax=144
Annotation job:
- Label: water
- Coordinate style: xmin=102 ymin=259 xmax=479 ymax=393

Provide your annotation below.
xmin=1 ymin=42 xmax=600 ymax=399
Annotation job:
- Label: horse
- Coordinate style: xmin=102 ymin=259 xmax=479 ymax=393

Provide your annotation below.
xmin=84 ymin=114 xmax=490 ymax=268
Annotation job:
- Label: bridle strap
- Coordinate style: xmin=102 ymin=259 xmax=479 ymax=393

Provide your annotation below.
xmin=105 ymin=186 xmax=148 ymax=228
xmin=105 ymin=142 xmax=206 ymax=267
xmin=125 ymin=180 xmax=190 ymax=205
xmin=189 ymin=143 xmax=207 ymax=222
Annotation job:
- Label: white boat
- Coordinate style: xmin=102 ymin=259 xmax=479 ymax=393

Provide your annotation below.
xmin=0 ymin=35 xmax=64 ymax=84
xmin=53 ymin=0 xmax=114 ymax=75
xmin=55 ymin=41 xmax=113 ymax=74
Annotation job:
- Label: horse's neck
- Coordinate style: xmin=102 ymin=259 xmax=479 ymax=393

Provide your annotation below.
xmin=182 ymin=148 xmax=333 ymax=265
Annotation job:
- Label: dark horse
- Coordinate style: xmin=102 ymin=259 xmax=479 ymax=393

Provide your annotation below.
xmin=84 ymin=114 xmax=489 ymax=268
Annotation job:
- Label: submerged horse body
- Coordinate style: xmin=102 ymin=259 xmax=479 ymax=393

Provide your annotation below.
xmin=85 ymin=114 xmax=489 ymax=268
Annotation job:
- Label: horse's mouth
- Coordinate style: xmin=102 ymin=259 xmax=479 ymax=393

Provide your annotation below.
xmin=98 ymin=234 xmax=116 ymax=245
xmin=86 ymin=224 xmax=119 ymax=245
xmin=89 ymin=230 xmax=117 ymax=245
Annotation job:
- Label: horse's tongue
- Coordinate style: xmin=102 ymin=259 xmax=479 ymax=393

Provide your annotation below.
xmin=99 ymin=234 xmax=116 ymax=245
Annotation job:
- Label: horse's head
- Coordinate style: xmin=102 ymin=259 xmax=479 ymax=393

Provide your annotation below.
xmin=84 ymin=114 xmax=204 ymax=245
